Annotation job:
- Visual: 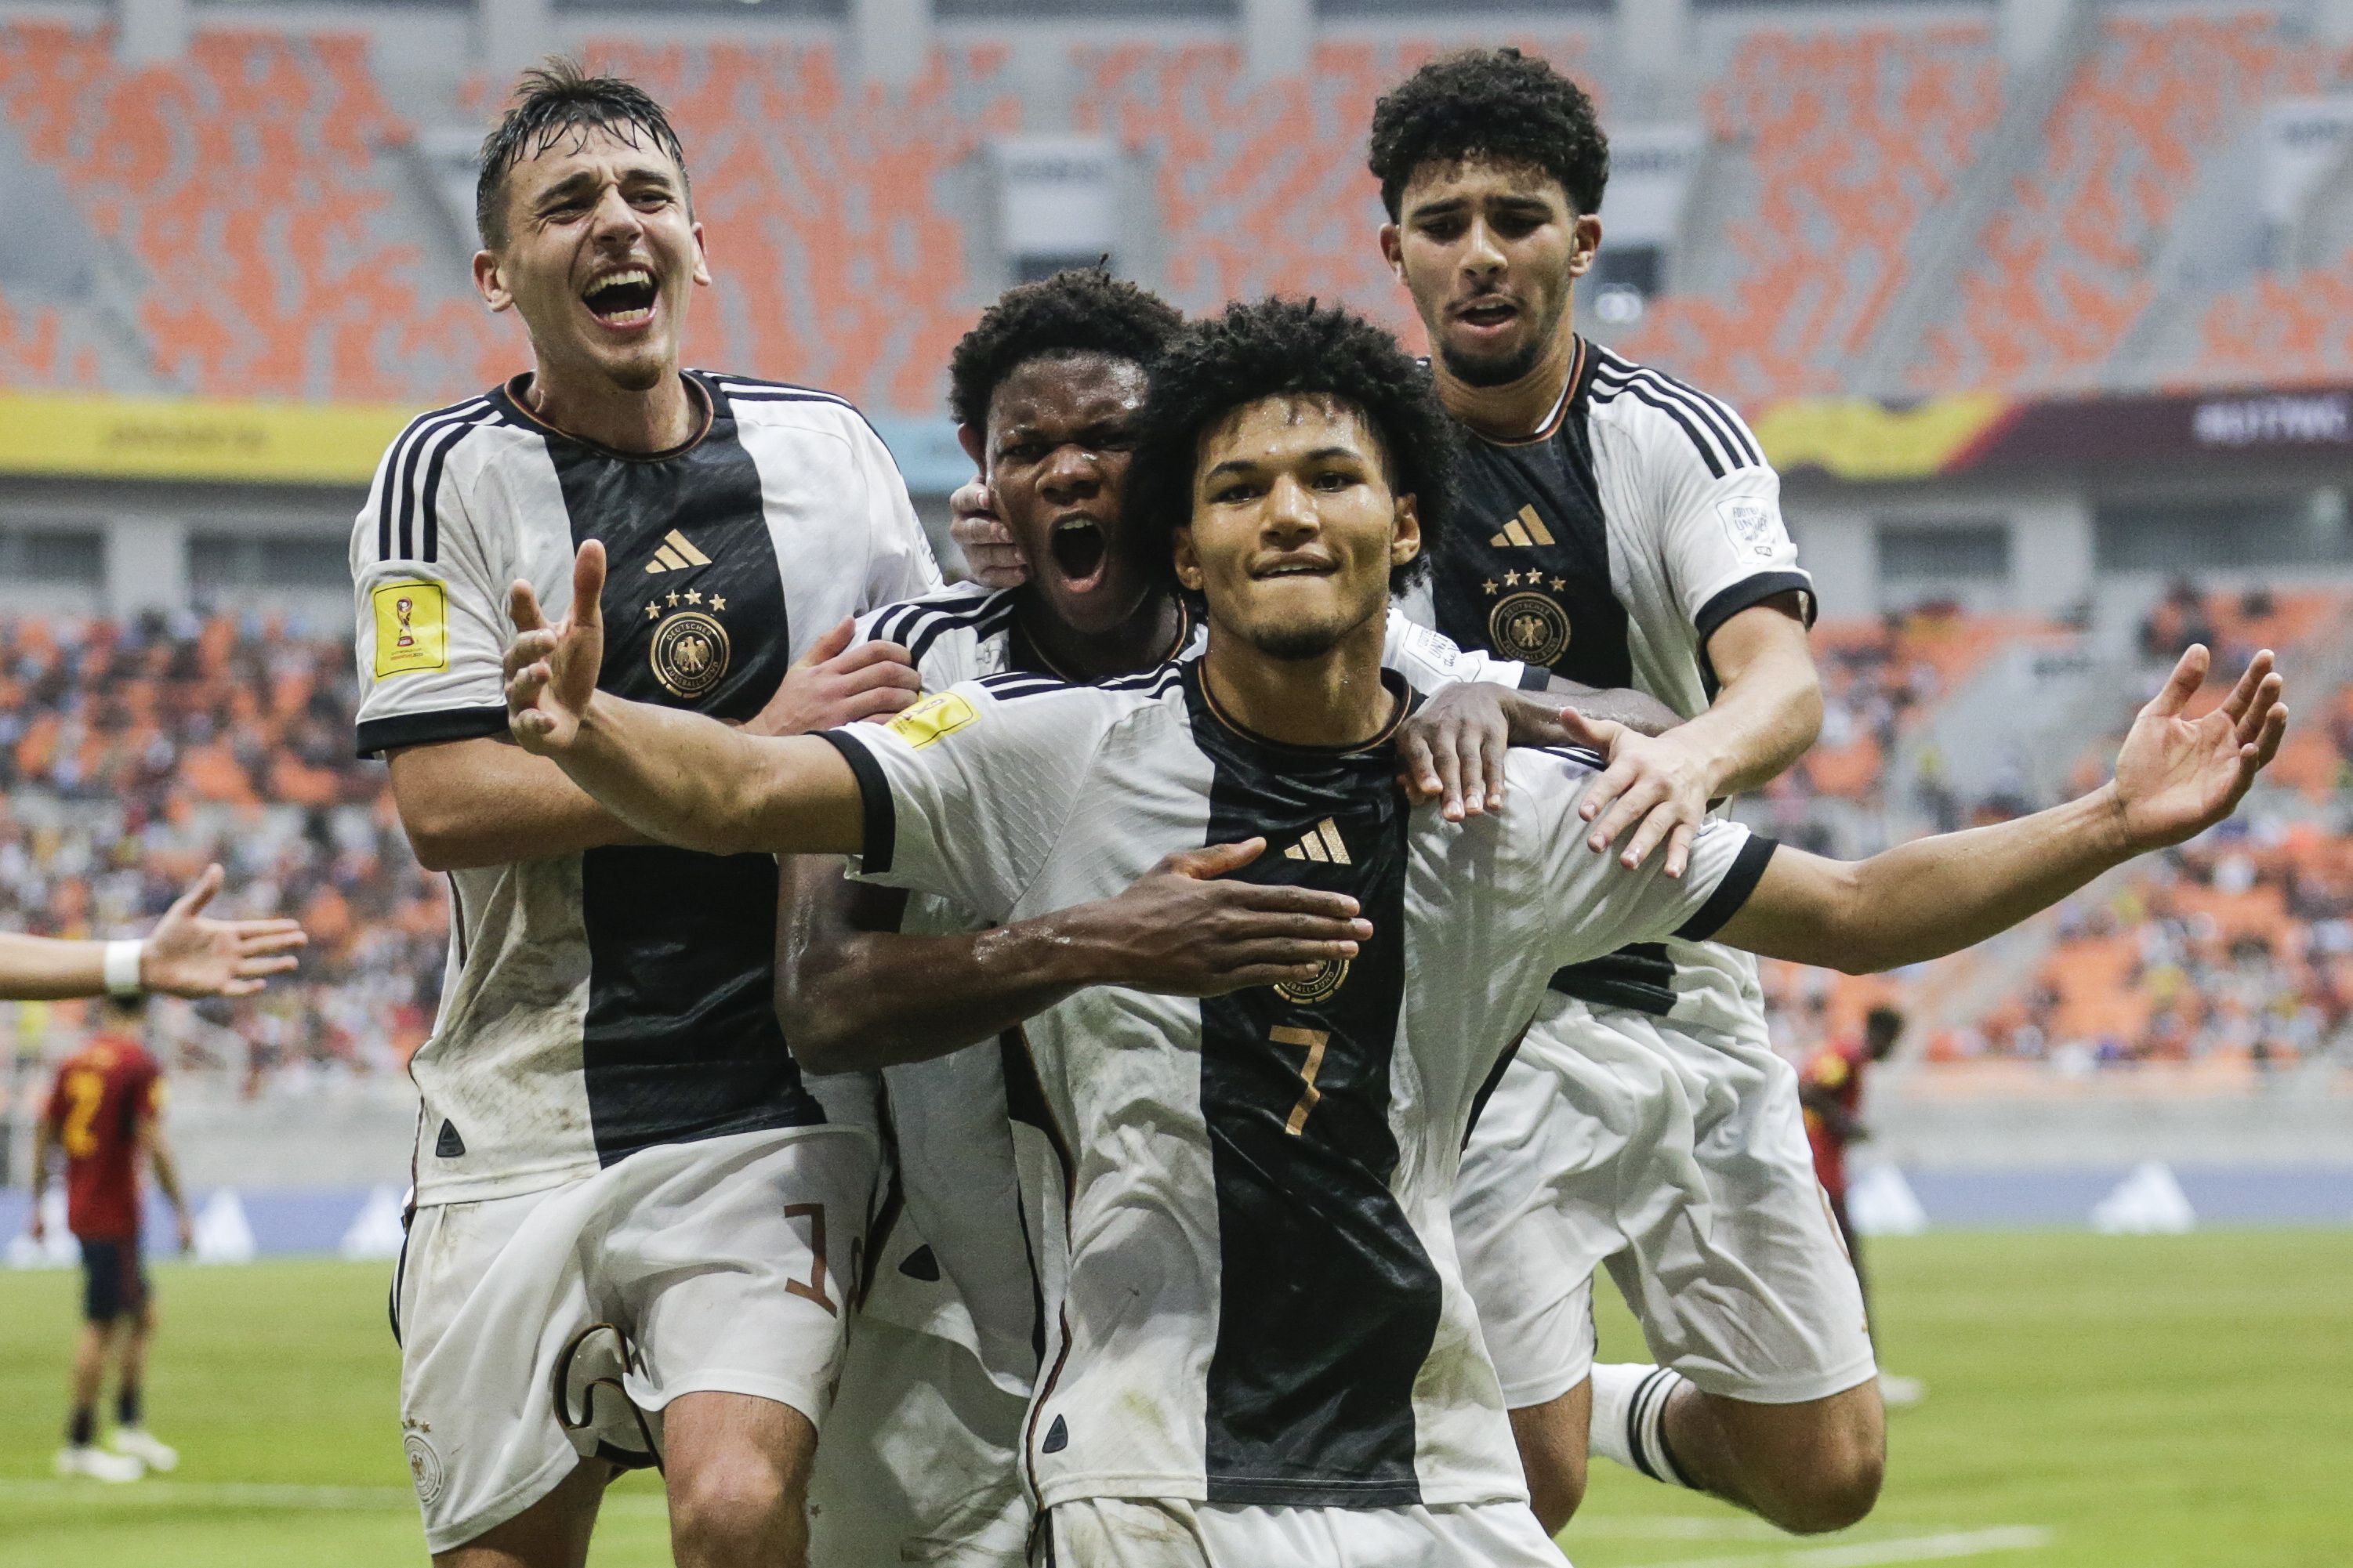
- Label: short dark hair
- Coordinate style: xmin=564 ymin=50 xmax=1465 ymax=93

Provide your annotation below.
xmin=1129 ymin=297 xmax=1456 ymax=598
xmin=476 ymin=58 xmax=691 ymax=249
xmin=1367 ymin=48 xmax=1608 ymax=221
xmin=947 ymin=268 xmax=1184 ymax=435
xmin=1865 ymin=1005 xmax=1906 ymax=1043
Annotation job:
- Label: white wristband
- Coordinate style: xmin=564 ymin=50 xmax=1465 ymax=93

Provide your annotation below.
xmin=103 ymin=940 xmax=144 ymax=998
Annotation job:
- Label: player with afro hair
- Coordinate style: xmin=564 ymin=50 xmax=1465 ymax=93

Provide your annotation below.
xmin=1367 ymin=46 xmax=1608 ymax=223
xmin=1129 ymin=296 xmax=1459 ymax=603
xmin=948 ymin=266 xmax=1184 ymax=435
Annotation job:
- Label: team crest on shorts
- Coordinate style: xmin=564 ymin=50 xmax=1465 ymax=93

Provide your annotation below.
xmin=404 ymin=1425 xmax=444 ymax=1505
xmin=1488 ymin=591 xmax=1572 ymax=667
xmin=1277 ymin=954 xmax=1350 ymax=1005
xmin=649 ymin=609 xmax=731 ymax=699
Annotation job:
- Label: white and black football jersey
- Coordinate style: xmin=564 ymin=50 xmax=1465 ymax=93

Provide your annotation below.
xmin=838 ymin=585 xmax=1537 ymax=1395
xmin=1414 ymin=339 xmax=1812 ymax=1039
xmin=820 ymin=657 xmax=1775 ymax=1511
xmin=350 ymin=371 xmax=940 ymax=1205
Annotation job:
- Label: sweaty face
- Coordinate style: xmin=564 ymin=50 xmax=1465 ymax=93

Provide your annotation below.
xmin=1387 ymin=158 xmax=1587 ymax=389
xmin=1174 ymin=395 xmax=1419 ymax=662
xmin=986 ymin=353 xmax=1152 ymax=637
xmin=480 ymin=123 xmax=709 ymax=395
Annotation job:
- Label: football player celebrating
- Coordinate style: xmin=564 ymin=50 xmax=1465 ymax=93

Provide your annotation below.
xmin=1366 ymin=49 xmax=1881 ymax=1533
xmin=347 ymin=62 xmax=937 ymax=1568
xmin=502 ymin=298 xmax=2286 ymax=1568
xmin=788 ymin=269 xmax=1676 ymax=1566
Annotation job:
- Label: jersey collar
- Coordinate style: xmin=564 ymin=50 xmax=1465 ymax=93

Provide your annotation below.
xmin=1466 ymin=334 xmax=1589 ymax=449
xmin=495 ymin=369 xmax=716 ymax=462
xmin=1187 ymin=660 xmax=1416 ymax=759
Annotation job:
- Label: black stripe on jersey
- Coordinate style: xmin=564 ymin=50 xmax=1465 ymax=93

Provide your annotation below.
xmin=1695 ymin=570 xmax=1818 ymax=650
xmin=412 ymin=407 xmax=499 ymax=563
xmin=707 ymin=372 xmax=855 ymax=409
xmin=353 ymin=704 xmax=510 ymax=759
xmin=1462 ymin=1029 xmax=1525 ymax=1149
xmin=1673 ymin=834 xmax=1779 ymax=943
xmin=912 ymin=599 xmax=1015 ymax=667
xmin=1592 ymin=353 xmax=1763 ymax=470
xmin=1187 ymin=664 xmax=1436 ymax=1508
xmin=539 ymin=395 xmax=825 ymax=1163
xmin=975 ymin=672 xmax=1068 ymax=701
xmin=1550 ymin=941 xmax=1677 ymax=1016
xmin=375 ymin=398 xmax=489 ymax=561
xmin=818 ymin=730 xmax=897 ymax=875
xmin=868 ymin=592 xmax=1017 ymax=668
xmin=1590 ymin=375 xmax=1733 ymax=480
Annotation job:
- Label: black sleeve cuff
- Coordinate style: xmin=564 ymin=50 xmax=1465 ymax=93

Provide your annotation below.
xmin=1674 ymin=833 xmax=1778 ymax=943
xmin=355 ymin=704 xmax=512 ymax=759
xmin=1517 ymin=663 xmax=1554 ymax=692
xmin=816 ymin=730 xmax=897 ymax=875
xmin=1695 ymin=570 xmax=1817 ymax=648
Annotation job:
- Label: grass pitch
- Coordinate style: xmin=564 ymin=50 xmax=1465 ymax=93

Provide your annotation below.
xmin=0 ymin=1231 xmax=2344 ymax=1567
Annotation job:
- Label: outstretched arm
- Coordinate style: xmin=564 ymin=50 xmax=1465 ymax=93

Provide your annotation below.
xmin=778 ymin=842 xmax=1371 ymax=1074
xmin=0 ymin=867 xmax=304 ymax=1001
xmin=503 ymin=542 xmax=867 ymax=857
xmin=1705 ymin=646 xmax=2286 ymax=972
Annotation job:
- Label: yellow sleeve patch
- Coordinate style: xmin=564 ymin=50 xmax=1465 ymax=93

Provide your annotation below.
xmin=886 ymin=691 xmax=977 ymax=749
xmin=373 ymin=581 xmax=449 ymax=678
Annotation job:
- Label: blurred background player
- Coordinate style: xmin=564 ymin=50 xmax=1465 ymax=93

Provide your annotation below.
xmin=33 ymin=998 xmax=191 ymax=1483
xmin=18 ymin=864 xmax=309 ymax=1483
xmin=1800 ymin=1005 xmax=1923 ymax=1407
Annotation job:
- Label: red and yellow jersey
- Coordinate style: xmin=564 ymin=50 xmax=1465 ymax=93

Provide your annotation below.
xmin=1800 ymin=1036 xmax=1867 ymax=1196
xmin=43 ymin=1035 xmax=160 ymax=1240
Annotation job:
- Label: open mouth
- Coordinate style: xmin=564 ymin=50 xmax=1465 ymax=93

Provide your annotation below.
xmin=1047 ymin=516 xmax=1110 ymax=590
xmin=1456 ymin=298 xmax=1519 ymax=331
xmin=582 ymin=267 xmax=658 ymax=328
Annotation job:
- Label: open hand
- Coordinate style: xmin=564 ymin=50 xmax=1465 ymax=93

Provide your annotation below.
xmin=2107 ymin=646 xmax=2286 ymax=853
xmin=140 ymin=864 xmax=308 ymax=998
xmin=948 ymin=480 xmax=1029 ymax=589
xmin=1554 ymin=711 xmax=1714 ymax=878
xmin=506 ymin=541 xmax=608 ymax=755
xmin=744 ymin=618 xmax=922 ymax=737
xmin=1398 ymin=686 xmax=1596 ymax=822
xmin=1057 ymin=839 xmax=1372 ymax=997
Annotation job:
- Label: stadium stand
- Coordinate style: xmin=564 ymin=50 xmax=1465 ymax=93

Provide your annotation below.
xmin=0 ymin=22 xmax=502 ymax=403
xmin=1611 ymin=24 xmax=2003 ymax=406
xmin=1916 ymin=13 xmax=2344 ymax=394
xmin=0 ymin=614 xmax=444 ymax=1091
xmin=575 ymin=41 xmax=1019 ymax=415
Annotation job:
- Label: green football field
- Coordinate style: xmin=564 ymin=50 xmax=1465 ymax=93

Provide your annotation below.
xmin=0 ymin=1230 xmax=2345 ymax=1568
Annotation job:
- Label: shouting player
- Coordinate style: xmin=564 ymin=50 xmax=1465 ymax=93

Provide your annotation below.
xmin=348 ymin=62 xmax=936 ymax=1567
xmin=1366 ymin=49 xmax=1883 ymax=1532
xmin=792 ymin=269 xmax=1678 ymax=1566
xmin=24 ymin=865 xmax=306 ymax=1483
xmin=502 ymin=298 xmax=2286 ymax=1568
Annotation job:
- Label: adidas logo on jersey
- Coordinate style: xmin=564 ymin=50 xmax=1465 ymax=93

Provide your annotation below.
xmin=643 ymin=530 xmax=712 ymax=574
xmin=1488 ymin=505 xmax=1557 ymax=549
xmin=1282 ymin=818 xmax=1351 ymax=865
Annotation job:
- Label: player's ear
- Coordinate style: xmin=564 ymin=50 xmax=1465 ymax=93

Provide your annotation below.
xmin=1172 ymin=527 xmax=1206 ymax=592
xmin=688 ymin=218 xmax=712 ymax=288
xmin=473 ymin=250 xmax=513 ymax=314
xmin=1378 ymin=221 xmax=1405 ymax=283
xmin=957 ymin=423 xmax=986 ymax=470
xmin=1390 ymin=493 xmax=1423 ymax=567
xmin=1568 ymin=213 xmax=1602 ymax=278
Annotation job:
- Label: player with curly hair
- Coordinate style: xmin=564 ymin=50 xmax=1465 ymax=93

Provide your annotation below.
xmin=1369 ymin=47 xmax=1887 ymax=1537
xmin=501 ymin=292 xmax=2286 ymax=1566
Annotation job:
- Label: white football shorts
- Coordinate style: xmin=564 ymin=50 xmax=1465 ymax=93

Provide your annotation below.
xmin=393 ymin=1124 xmax=875 ymax=1553
xmin=809 ymin=1211 xmax=1033 ymax=1568
xmin=1457 ymin=993 xmax=1876 ymax=1407
xmin=1036 ymin=1497 xmax=1564 ymax=1568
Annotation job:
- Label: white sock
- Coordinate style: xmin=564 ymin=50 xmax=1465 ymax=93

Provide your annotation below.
xmin=1586 ymin=1362 xmax=1691 ymax=1487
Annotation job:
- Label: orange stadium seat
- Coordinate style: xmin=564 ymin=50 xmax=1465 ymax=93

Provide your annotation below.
xmin=1916 ymin=14 xmax=2340 ymax=393
xmin=1614 ymin=24 xmax=2003 ymax=405
xmin=1074 ymin=38 xmax=1595 ymax=342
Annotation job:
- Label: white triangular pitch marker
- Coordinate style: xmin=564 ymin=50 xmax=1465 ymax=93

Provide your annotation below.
xmin=340 ymin=1186 xmax=408 ymax=1262
xmin=2091 ymin=1161 xmax=2195 ymax=1234
xmin=1847 ymin=1163 xmax=1929 ymax=1237
xmin=5 ymin=1188 xmax=78 ymax=1269
xmin=193 ymin=1190 xmax=258 ymax=1264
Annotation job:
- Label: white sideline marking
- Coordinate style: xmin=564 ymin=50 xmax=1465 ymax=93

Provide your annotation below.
xmin=1641 ymin=1526 xmax=2053 ymax=1568
xmin=0 ymin=1476 xmax=676 ymax=1516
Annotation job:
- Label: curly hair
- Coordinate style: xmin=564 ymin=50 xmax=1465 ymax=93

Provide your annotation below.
xmin=1367 ymin=48 xmax=1608 ymax=220
xmin=948 ymin=268 xmax=1185 ymax=435
xmin=1129 ymin=298 xmax=1458 ymax=598
xmin=477 ymin=58 xmax=690 ymax=249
